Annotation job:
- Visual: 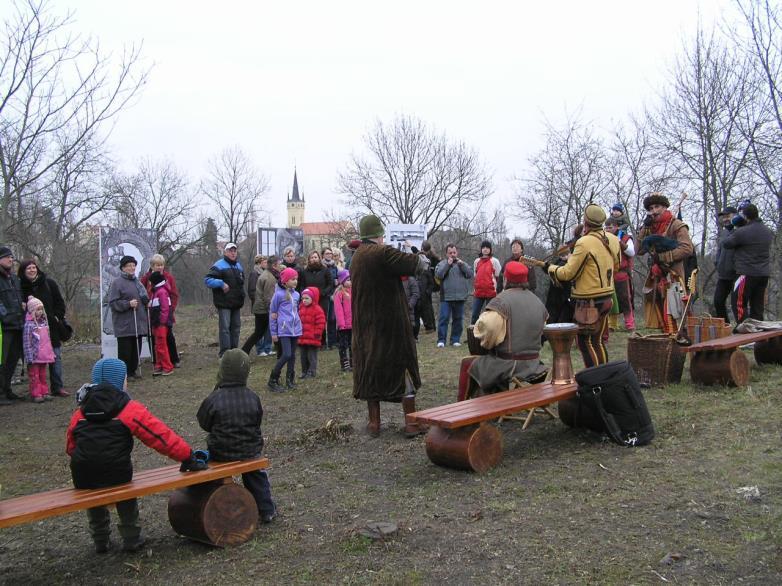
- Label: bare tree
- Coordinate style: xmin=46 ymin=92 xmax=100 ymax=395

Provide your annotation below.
xmin=201 ymin=146 xmax=270 ymax=244
xmin=0 ymin=0 xmax=148 ymax=242
xmin=515 ymin=112 xmax=610 ymax=251
xmin=337 ymin=115 xmax=493 ymax=236
xmin=110 ymin=157 xmax=201 ymax=263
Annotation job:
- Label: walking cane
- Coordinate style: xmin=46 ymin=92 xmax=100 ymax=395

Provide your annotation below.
xmin=132 ymin=306 xmax=140 ymax=377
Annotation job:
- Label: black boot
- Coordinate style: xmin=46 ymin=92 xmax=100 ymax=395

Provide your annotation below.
xmin=286 ymin=372 xmax=297 ymax=390
xmin=267 ymin=373 xmax=286 ymax=393
xmin=339 ymin=347 xmax=349 ymax=372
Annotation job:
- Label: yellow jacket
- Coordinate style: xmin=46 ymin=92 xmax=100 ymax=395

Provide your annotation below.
xmin=548 ymin=230 xmax=621 ymax=299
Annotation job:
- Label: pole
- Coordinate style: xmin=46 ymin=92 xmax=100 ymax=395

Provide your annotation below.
xmin=132 ymin=306 xmax=140 ymax=377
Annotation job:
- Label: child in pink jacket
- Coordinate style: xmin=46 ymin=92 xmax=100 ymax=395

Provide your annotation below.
xmin=23 ymin=297 xmax=56 ymax=402
xmin=149 ymin=272 xmax=174 ymax=375
xmin=333 ymin=270 xmax=353 ymax=372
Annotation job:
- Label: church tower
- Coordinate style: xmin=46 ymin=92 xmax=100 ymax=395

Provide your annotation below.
xmin=286 ymin=169 xmax=305 ymax=228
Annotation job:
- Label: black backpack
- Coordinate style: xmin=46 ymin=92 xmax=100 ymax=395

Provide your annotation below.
xmin=573 ymin=360 xmax=655 ymax=447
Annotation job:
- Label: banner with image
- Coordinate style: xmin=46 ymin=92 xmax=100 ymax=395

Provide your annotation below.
xmin=99 ymin=227 xmax=157 ymax=358
xmin=386 ymin=223 xmax=428 ymax=252
xmin=258 ymin=227 xmax=304 ymax=258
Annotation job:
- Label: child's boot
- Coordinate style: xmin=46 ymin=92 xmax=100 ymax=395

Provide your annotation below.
xmin=267 ymin=373 xmax=286 ymax=393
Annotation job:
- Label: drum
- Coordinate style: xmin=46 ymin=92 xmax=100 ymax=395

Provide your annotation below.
xmin=466 ymin=325 xmax=488 ymax=356
xmin=543 ymin=322 xmax=578 ymax=384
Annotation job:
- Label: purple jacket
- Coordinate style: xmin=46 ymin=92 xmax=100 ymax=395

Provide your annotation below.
xmin=270 ymin=286 xmax=302 ymax=338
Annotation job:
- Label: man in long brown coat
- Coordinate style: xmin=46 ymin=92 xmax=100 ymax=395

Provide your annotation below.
xmin=350 ymin=215 xmax=425 ymax=436
xmin=637 ymin=193 xmax=694 ymax=333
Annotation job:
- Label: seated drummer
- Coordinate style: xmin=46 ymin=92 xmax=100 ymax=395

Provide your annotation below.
xmin=468 ymin=262 xmax=548 ymax=394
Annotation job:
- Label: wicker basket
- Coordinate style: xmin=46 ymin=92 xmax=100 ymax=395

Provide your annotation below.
xmin=627 ymin=333 xmax=686 ymax=387
xmin=686 ymin=315 xmax=732 ymax=343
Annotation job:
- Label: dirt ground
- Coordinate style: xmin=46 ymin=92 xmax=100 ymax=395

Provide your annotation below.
xmin=0 ymin=305 xmax=780 ymax=585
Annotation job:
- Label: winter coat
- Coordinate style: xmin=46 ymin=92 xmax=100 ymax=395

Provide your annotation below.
xmin=473 ymin=256 xmax=502 ymax=299
xmin=351 ymin=241 xmax=423 ymax=402
xmin=548 ymin=230 xmax=622 ymax=299
xmin=402 ymin=276 xmax=419 ymax=326
xmin=715 ymin=226 xmax=737 ymax=281
xmin=270 ymin=286 xmax=302 ymax=338
xmin=298 ymin=288 xmax=326 ymax=347
xmin=723 ymin=219 xmax=774 ymax=277
xmin=297 ymin=262 xmax=334 ymax=317
xmin=416 ymin=254 xmax=434 ymax=297
xmin=20 ymin=271 xmax=66 ymax=345
xmin=108 ymin=273 xmax=149 ymax=337
xmin=334 ymin=287 xmax=352 ymax=330
xmin=205 ymin=256 xmax=245 ymax=309
xmin=23 ymin=313 xmax=56 ymax=364
xmin=140 ymin=270 xmax=179 ymax=310
xmin=246 ymin=265 xmax=262 ymax=305
xmin=435 ymin=258 xmax=474 ymax=301
xmin=0 ymin=266 xmax=24 ymax=331
xmin=197 ymin=384 xmax=264 ymax=461
xmin=252 ymin=269 xmax=277 ymax=315
xmin=637 ymin=215 xmax=694 ymax=285
xmin=149 ymin=282 xmax=172 ymax=327
xmin=66 ymin=383 xmax=192 ymax=488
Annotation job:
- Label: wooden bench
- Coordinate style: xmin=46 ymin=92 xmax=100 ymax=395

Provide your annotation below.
xmin=680 ymin=330 xmax=782 ymax=386
xmin=0 ymin=458 xmax=270 ymax=547
xmin=406 ymin=382 xmax=578 ymax=472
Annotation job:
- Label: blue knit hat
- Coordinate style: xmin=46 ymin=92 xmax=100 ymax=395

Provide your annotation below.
xmin=91 ymin=358 xmax=127 ymax=391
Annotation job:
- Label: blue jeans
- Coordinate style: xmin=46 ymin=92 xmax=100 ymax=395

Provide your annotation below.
xmin=471 ymin=297 xmax=490 ymax=325
xmin=438 ymin=300 xmax=465 ymax=345
xmin=49 ymin=345 xmax=64 ymax=394
xmin=217 ymin=308 xmax=241 ymax=356
xmin=255 ymin=326 xmax=273 ymax=355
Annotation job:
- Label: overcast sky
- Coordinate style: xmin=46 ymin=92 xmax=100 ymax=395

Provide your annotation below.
xmin=22 ymin=1 xmax=733 ymax=235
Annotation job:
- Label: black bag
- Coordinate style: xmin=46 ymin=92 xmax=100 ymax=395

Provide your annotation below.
xmin=56 ymin=316 xmax=74 ymax=342
xmin=574 ymin=360 xmax=655 ymax=446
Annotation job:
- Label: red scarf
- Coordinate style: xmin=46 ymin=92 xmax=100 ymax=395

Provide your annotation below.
xmin=651 ymin=210 xmax=674 ymax=236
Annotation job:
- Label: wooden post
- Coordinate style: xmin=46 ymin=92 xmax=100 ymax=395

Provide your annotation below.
xmin=754 ymin=337 xmax=782 ymax=365
xmin=168 ymin=480 xmax=258 ymax=546
xmin=690 ymin=349 xmax=750 ymax=386
xmin=424 ymin=423 xmax=503 ymax=473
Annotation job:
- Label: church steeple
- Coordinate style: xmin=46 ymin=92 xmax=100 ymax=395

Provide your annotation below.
xmin=286 ymin=168 xmax=305 ymax=227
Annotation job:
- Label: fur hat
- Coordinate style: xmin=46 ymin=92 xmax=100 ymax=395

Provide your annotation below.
xmin=503 ymin=261 xmax=529 ymax=285
xmin=643 ymin=192 xmax=670 ymax=210
xmin=119 ymin=255 xmax=137 ymax=269
xmin=280 ymin=267 xmax=298 ymax=285
xmin=91 ymin=358 xmax=127 ymax=392
xmin=584 ymin=204 xmax=607 ymax=227
xmin=26 ymin=296 xmax=44 ymax=314
xmin=217 ymin=348 xmax=250 ymax=387
xmin=0 ymin=246 xmax=13 ymax=260
xmin=359 ymin=214 xmax=385 ymax=239
xmin=337 ymin=269 xmax=350 ymax=286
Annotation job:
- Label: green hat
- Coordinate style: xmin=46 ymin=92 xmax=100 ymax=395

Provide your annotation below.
xmin=216 ymin=348 xmax=250 ymax=387
xmin=359 ymin=214 xmax=385 ymax=239
xmin=584 ymin=204 xmax=607 ymax=227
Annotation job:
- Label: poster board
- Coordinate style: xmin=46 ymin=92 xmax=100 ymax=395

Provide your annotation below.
xmin=386 ymin=223 xmax=427 ymax=252
xmin=257 ymin=227 xmax=304 ymax=258
xmin=99 ymin=227 xmax=157 ymax=358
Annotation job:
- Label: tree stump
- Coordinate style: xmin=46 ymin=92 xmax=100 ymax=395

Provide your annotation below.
xmin=168 ymin=480 xmax=258 ymax=546
xmin=754 ymin=337 xmax=782 ymax=365
xmin=424 ymin=423 xmax=503 ymax=472
xmin=690 ymin=349 xmax=750 ymax=386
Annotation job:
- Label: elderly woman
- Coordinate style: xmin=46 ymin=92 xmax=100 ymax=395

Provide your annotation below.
xmin=140 ymin=254 xmax=180 ymax=367
xmin=18 ymin=259 xmax=69 ymax=397
xmin=109 ymin=256 xmax=149 ymax=379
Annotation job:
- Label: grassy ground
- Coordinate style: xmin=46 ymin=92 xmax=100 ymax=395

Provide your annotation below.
xmin=0 ymin=305 xmax=780 ymax=585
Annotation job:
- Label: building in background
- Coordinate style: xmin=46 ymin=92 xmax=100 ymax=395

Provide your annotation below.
xmin=287 ymin=169 xmax=305 ymax=228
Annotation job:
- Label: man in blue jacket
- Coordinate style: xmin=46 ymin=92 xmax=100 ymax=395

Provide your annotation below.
xmin=205 ymin=243 xmax=246 ymax=357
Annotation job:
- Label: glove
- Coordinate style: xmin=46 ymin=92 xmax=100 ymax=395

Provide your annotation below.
xmin=543 ymin=261 xmax=551 ymax=272
xmin=180 ymin=451 xmax=209 ymax=472
xmin=643 ymin=215 xmax=654 ymax=227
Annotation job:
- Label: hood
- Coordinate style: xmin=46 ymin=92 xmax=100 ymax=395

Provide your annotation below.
xmin=302 ymin=286 xmax=320 ymax=305
xmin=79 ymin=383 xmax=130 ymax=422
xmin=418 ymin=253 xmax=430 ymax=267
xmin=217 ymin=348 xmax=250 ymax=387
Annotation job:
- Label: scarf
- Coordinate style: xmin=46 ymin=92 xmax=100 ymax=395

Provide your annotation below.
xmin=651 ymin=210 xmax=674 ymax=236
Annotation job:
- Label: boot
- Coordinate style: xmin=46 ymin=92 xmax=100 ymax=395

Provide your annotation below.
xmin=286 ymin=372 xmax=297 ymax=390
xmin=339 ymin=348 xmax=349 ymax=372
xmin=402 ymin=395 xmax=426 ymax=437
xmin=367 ymin=401 xmax=381 ymax=437
xmin=267 ymin=373 xmax=286 ymax=393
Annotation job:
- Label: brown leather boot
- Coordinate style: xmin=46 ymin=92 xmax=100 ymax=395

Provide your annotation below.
xmin=402 ymin=395 xmax=426 ymax=437
xmin=367 ymin=401 xmax=381 ymax=437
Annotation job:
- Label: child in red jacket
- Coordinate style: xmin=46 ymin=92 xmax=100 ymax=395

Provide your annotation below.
xmin=298 ymin=287 xmax=326 ymax=379
xmin=66 ymin=358 xmax=206 ymax=553
xmin=149 ymin=271 xmax=174 ymax=375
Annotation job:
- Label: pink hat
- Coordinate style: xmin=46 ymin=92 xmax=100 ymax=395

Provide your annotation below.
xmin=280 ymin=267 xmax=298 ymax=285
xmin=27 ymin=296 xmax=44 ymax=314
